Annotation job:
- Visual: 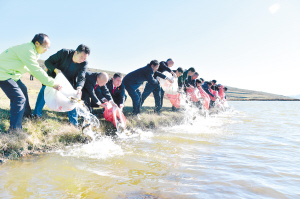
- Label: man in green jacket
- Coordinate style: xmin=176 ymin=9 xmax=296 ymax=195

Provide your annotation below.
xmin=0 ymin=33 xmax=61 ymax=130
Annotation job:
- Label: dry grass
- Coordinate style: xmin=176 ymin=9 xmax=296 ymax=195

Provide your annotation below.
xmin=0 ymin=72 xmax=182 ymax=163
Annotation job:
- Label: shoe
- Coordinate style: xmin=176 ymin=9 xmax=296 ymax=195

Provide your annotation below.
xmin=154 ymin=110 xmax=161 ymax=115
xmin=24 ymin=114 xmax=34 ymax=119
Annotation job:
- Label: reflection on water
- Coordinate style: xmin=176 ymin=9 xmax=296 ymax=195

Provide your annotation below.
xmin=0 ymin=102 xmax=300 ymax=198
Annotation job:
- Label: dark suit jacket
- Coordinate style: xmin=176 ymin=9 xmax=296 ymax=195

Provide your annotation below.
xmin=82 ymin=72 xmax=112 ymax=104
xmin=153 ymin=61 xmax=172 ymax=79
xmin=105 ymin=79 xmax=126 ymax=104
xmin=44 ymin=49 xmax=87 ymax=89
xmin=122 ymin=64 xmax=159 ymax=90
xmin=202 ymin=82 xmax=215 ymax=97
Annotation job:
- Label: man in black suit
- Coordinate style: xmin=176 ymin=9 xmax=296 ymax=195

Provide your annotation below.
xmin=82 ymin=72 xmax=117 ymax=113
xmin=102 ymin=73 xmax=126 ymax=110
xmin=33 ymin=44 xmax=89 ymax=126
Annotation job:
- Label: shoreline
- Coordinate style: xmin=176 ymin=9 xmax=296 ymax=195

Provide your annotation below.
xmin=0 ymin=108 xmax=184 ymax=164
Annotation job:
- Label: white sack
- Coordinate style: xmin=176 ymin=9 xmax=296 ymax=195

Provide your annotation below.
xmin=44 ymin=73 xmax=78 ymax=112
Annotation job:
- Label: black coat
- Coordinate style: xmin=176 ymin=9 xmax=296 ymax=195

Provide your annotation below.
xmin=123 ymin=64 xmax=159 ymax=90
xmin=45 ymin=49 xmax=87 ymax=89
xmin=105 ymin=79 xmax=126 ymax=105
xmin=153 ymin=61 xmax=172 ymax=79
xmin=82 ymin=72 xmax=112 ymax=104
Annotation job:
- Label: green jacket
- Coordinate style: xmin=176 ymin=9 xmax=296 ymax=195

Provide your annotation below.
xmin=0 ymin=42 xmax=55 ymax=87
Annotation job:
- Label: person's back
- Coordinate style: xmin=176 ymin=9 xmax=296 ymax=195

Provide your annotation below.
xmin=123 ymin=64 xmax=158 ymax=87
xmin=0 ymin=33 xmax=61 ymax=130
xmin=123 ymin=60 xmax=159 ymax=115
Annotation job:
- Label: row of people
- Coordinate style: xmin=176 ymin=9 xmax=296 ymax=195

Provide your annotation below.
xmin=0 ymin=33 xmax=227 ymax=131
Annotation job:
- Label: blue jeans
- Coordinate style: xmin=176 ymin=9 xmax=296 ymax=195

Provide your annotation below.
xmin=123 ymin=80 xmax=142 ymax=115
xmin=141 ymin=82 xmax=163 ymax=112
xmin=34 ymin=85 xmax=78 ymax=126
xmin=0 ymin=79 xmax=26 ymax=129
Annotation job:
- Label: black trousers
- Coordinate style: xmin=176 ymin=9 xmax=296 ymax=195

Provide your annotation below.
xmin=0 ymin=79 xmax=31 ymax=129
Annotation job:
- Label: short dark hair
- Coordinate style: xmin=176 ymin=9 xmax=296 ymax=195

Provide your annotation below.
xmin=194 ymin=72 xmax=199 ymax=76
xmin=195 ymin=79 xmax=202 ymax=85
xmin=212 ymin=80 xmax=217 ymax=84
xmin=200 ymin=78 xmax=204 ymax=82
xmin=76 ymin=44 xmax=90 ymax=55
xmin=177 ymin=67 xmax=183 ymax=74
xmin=149 ymin=60 xmax=159 ymax=66
xmin=166 ymin=58 xmax=173 ymax=62
xmin=206 ymin=81 xmax=212 ymax=86
xmin=113 ymin=72 xmax=123 ymax=79
xmin=188 ymin=67 xmax=195 ymax=72
xmin=32 ymin=33 xmax=49 ymax=45
xmin=224 ymin=87 xmax=228 ymax=91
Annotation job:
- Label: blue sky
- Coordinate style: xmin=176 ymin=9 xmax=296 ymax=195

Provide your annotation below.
xmin=1 ymin=0 xmax=299 ymax=96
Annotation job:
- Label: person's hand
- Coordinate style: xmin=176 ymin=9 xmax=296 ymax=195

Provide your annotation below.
xmin=54 ymin=68 xmax=62 ymax=75
xmin=53 ymin=84 xmax=62 ymax=91
xmin=119 ymin=104 xmax=124 ymax=111
xmin=156 ymin=77 xmax=161 ymax=81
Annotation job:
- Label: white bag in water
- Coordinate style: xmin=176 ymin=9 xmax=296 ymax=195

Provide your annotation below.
xmin=160 ymin=71 xmax=178 ymax=95
xmin=44 ymin=73 xmax=78 ymax=112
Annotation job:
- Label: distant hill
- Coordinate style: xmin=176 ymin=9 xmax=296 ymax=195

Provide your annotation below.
xmin=34 ymin=60 xmax=298 ymax=101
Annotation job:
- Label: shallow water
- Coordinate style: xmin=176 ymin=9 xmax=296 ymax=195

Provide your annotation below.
xmin=0 ymin=101 xmax=300 ymax=198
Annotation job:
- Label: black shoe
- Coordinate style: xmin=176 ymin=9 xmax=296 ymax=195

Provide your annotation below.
xmin=24 ymin=114 xmax=34 ymax=119
xmin=154 ymin=110 xmax=161 ymax=115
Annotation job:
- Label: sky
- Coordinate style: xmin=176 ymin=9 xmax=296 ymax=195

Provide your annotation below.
xmin=0 ymin=0 xmax=299 ymax=96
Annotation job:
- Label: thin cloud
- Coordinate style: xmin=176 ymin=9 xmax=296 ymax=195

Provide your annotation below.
xmin=269 ymin=3 xmax=280 ymax=14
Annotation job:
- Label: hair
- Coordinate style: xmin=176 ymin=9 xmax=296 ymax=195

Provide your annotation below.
xmin=166 ymin=58 xmax=173 ymax=62
xmin=223 ymin=87 xmax=228 ymax=91
xmin=200 ymin=78 xmax=204 ymax=82
xmin=31 ymin=33 xmax=49 ymax=45
xmin=195 ymin=79 xmax=202 ymax=85
xmin=212 ymin=79 xmax=217 ymax=84
xmin=206 ymin=81 xmax=212 ymax=86
xmin=177 ymin=67 xmax=183 ymax=74
xmin=113 ymin=72 xmax=123 ymax=79
xmin=188 ymin=67 xmax=195 ymax=72
xmin=193 ymin=72 xmax=199 ymax=76
xmin=76 ymin=44 xmax=90 ymax=55
xmin=149 ymin=60 xmax=159 ymax=67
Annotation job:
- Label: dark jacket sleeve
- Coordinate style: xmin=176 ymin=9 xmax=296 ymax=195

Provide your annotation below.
xmin=184 ymin=76 xmax=193 ymax=87
xmin=145 ymin=68 xmax=159 ymax=85
xmin=160 ymin=62 xmax=172 ymax=73
xmin=85 ymin=81 xmax=100 ymax=104
xmin=100 ymin=85 xmax=112 ymax=101
xmin=154 ymin=71 xmax=167 ymax=79
xmin=120 ymin=84 xmax=126 ymax=105
xmin=44 ymin=49 xmax=65 ymax=73
xmin=202 ymin=84 xmax=215 ymax=97
xmin=76 ymin=62 xmax=88 ymax=88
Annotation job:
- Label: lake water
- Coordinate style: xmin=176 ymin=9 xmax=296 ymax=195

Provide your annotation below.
xmin=0 ymin=101 xmax=299 ymax=198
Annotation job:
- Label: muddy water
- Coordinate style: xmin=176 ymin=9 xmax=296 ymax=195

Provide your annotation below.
xmin=0 ymin=102 xmax=299 ymax=198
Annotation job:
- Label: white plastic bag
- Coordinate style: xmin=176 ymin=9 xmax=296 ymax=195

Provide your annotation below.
xmin=160 ymin=71 xmax=178 ymax=95
xmin=44 ymin=73 xmax=78 ymax=112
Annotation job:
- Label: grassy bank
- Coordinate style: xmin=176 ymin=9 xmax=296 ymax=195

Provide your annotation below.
xmin=0 ymin=77 xmax=183 ymax=164
xmin=0 ymin=107 xmax=183 ymax=164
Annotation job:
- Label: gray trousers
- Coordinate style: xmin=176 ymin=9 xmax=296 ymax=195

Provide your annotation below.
xmin=0 ymin=79 xmax=31 ymax=129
